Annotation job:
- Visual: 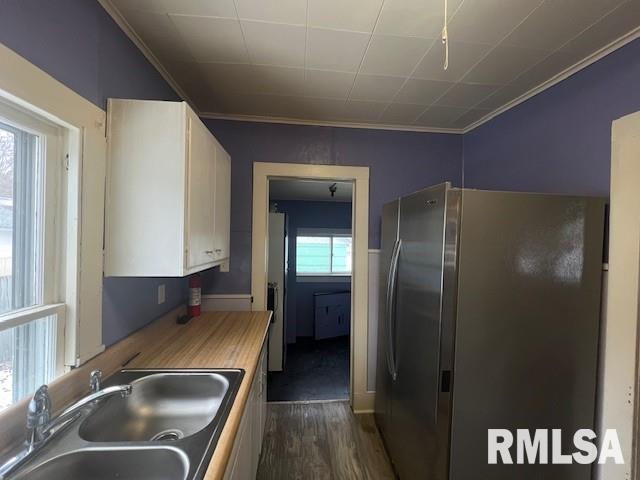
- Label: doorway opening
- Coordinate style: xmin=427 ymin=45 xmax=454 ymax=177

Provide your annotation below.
xmin=267 ymin=179 xmax=353 ymax=401
xmin=251 ymin=162 xmax=371 ymax=412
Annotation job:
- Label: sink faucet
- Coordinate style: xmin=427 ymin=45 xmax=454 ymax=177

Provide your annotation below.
xmin=0 ymin=372 xmax=132 ymax=478
xmin=26 ymin=381 xmax=132 ymax=450
xmin=90 ymin=369 xmax=102 ymax=393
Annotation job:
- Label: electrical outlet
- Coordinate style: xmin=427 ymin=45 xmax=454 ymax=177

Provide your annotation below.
xmin=157 ymin=284 xmax=166 ymax=305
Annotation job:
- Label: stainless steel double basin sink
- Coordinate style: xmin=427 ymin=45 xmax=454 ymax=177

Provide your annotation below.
xmin=9 ymin=369 xmax=244 ymax=480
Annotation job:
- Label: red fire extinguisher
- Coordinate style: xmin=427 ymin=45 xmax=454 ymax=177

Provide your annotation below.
xmin=188 ymin=274 xmax=201 ymax=318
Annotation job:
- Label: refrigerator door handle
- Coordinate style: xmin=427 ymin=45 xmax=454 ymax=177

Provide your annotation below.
xmin=385 ymin=240 xmax=398 ymax=379
xmin=387 ymin=239 xmax=402 ymax=381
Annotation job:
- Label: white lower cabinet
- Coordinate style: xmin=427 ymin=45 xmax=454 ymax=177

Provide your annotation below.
xmin=224 ymin=342 xmax=267 ymax=480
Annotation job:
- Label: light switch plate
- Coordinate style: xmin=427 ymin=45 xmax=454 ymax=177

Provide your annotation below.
xmin=157 ymin=284 xmax=166 ymax=304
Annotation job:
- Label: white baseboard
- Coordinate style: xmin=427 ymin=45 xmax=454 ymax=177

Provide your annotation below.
xmin=202 ymin=294 xmax=252 ymax=312
xmin=353 ymin=390 xmax=376 ymax=414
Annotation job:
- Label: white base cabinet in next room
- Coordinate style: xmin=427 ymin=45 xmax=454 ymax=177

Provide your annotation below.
xmin=105 ymin=99 xmax=231 ymax=277
xmin=224 ymin=342 xmax=267 ymax=480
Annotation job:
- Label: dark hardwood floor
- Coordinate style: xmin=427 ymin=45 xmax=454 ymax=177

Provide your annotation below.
xmin=267 ymin=336 xmax=349 ymax=402
xmin=257 ymin=401 xmax=395 ymax=480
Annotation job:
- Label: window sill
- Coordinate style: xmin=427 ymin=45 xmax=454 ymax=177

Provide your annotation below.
xmin=296 ymin=275 xmax=351 ymax=283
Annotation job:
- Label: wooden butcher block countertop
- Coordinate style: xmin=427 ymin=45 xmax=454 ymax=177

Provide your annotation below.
xmin=0 ymin=308 xmax=272 ymax=480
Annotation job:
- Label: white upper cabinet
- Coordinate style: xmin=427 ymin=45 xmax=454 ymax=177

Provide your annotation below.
xmin=105 ymin=99 xmax=231 ymax=277
xmin=213 ymin=146 xmax=231 ymax=261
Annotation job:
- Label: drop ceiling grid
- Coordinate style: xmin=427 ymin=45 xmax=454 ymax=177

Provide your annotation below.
xmin=421 ymin=0 xmax=547 ymax=128
xmin=341 ymin=0 xmax=388 ymax=121
xmin=106 ymin=0 xmax=640 ymax=130
xmin=458 ymin=0 xmax=638 ymax=127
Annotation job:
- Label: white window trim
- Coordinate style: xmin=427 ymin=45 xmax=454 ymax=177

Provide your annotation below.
xmin=296 ymin=228 xmax=353 ymax=277
xmin=0 ymin=43 xmax=107 ymax=367
xmin=0 ymin=98 xmax=68 ymax=375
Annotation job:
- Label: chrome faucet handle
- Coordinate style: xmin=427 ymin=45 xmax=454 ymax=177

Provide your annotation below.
xmin=26 ymin=385 xmax=52 ymax=450
xmin=89 ymin=370 xmax=102 ymax=393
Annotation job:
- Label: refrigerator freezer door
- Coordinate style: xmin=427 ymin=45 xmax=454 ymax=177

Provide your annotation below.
xmin=449 ymin=191 xmax=605 ymax=480
xmin=374 ymin=199 xmax=400 ymax=441
xmin=390 ymin=183 xmax=452 ymax=480
xmin=267 ymin=212 xmax=286 ymax=371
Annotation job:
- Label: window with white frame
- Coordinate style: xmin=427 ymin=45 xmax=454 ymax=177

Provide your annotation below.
xmin=296 ymin=230 xmax=352 ymax=276
xmin=0 ymin=100 xmax=65 ymax=412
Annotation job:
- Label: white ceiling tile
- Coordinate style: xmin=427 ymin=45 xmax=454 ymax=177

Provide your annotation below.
xmin=394 ymin=78 xmax=452 ymax=105
xmin=350 ymin=74 xmax=406 ymax=102
xmin=561 ymin=0 xmax=640 ymax=56
xmin=308 ymin=0 xmax=383 ymax=32
xmin=360 ymin=35 xmax=433 ymax=76
xmin=199 ymin=62 xmax=257 ymax=92
xmin=242 ymin=21 xmax=306 ymax=66
xmin=219 ymin=93 xmax=268 ymax=115
xmin=375 ymin=0 xmax=462 ymax=38
xmin=473 ymin=84 xmax=529 ymax=110
xmin=379 ymin=103 xmax=426 ymax=124
xmin=341 ymin=100 xmax=388 ymax=121
xmin=114 ymin=0 xmax=640 ymax=128
xmin=219 ymin=93 xmax=306 ymax=117
xmin=461 ymin=45 xmax=549 ymax=84
xmin=120 ymin=8 xmax=194 ymax=63
xmin=415 ymin=105 xmax=467 ymax=126
xmin=250 ymin=65 xmax=306 ymax=95
xmin=304 ymin=70 xmax=357 ymax=98
xmin=511 ymin=50 xmax=584 ymax=91
xmin=449 ymin=108 xmax=492 ymax=128
xmin=501 ymin=0 xmax=627 ymax=51
xmin=412 ymin=41 xmax=492 ymax=82
xmin=447 ymin=0 xmax=544 ymax=45
xmin=435 ymin=83 xmax=501 ymax=107
xmin=306 ymin=28 xmax=370 ymax=72
xmin=112 ymin=0 xmax=237 ymax=17
xmin=298 ymin=97 xmax=350 ymax=120
xmin=236 ymin=0 xmax=307 ymax=25
xmin=169 ymin=15 xmax=248 ymax=63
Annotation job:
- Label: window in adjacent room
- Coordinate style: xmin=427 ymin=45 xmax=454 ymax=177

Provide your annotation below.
xmin=0 ymin=101 xmax=65 ymax=412
xmin=296 ymin=232 xmax=352 ymax=275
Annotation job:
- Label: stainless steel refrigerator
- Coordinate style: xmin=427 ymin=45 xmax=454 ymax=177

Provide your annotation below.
xmin=375 ymin=183 xmax=605 ymax=480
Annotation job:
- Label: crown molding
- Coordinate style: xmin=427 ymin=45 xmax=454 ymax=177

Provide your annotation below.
xmin=99 ymin=0 xmax=639 ymax=136
xmin=97 ymin=0 xmax=199 ymax=112
xmin=462 ymin=25 xmax=640 ymax=134
xmin=198 ymin=112 xmax=462 ymax=134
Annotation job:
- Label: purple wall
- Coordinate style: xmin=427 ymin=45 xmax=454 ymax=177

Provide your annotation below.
xmin=0 ymin=0 xmax=187 ymax=346
xmin=271 ymin=200 xmax=352 ymax=343
xmin=203 ymin=119 xmax=463 ymax=294
xmin=463 ymin=38 xmax=640 ymax=196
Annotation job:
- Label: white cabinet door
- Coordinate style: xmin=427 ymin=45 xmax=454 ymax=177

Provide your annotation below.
xmin=251 ymin=344 xmax=268 ymax=477
xmin=224 ymin=406 xmax=253 ymax=480
xmin=213 ymin=145 xmax=231 ymax=261
xmin=260 ymin=345 xmax=267 ymax=441
xmin=186 ymin=112 xmax=216 ymax=270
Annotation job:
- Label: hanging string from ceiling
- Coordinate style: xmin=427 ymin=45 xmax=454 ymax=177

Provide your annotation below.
xmin=442 ymin=0 xmax=449 ymax=70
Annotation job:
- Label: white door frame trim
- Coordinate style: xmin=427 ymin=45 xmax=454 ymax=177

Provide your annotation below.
xmin=251 ymin=162 xmax=371 ymax=412
xmin=599 ymin=111 xmax=640 ymax=480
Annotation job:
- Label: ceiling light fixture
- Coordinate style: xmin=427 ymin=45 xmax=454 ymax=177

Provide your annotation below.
xmin=329 ymin=183 xmax=337 ymax=198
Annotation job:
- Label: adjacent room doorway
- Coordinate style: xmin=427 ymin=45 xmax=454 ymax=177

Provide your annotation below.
xmin=251 ymin=163 xmax=371 ymax=412
xmin=266 ymin=178 xmax=353 ymax=401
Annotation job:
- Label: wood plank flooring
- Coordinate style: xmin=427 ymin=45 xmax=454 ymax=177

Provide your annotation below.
xmin=257 ymin=401 xmax=396 ymax=480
